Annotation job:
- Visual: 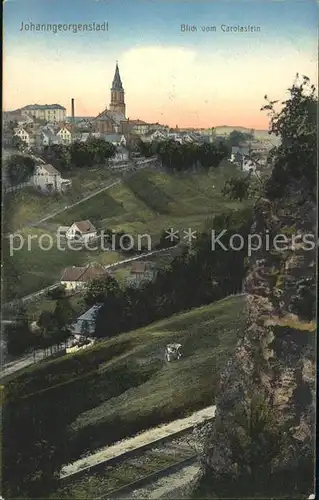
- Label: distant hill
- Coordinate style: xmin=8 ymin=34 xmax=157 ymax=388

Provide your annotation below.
xmin=214 ymin=125 xmax=280 ymax=145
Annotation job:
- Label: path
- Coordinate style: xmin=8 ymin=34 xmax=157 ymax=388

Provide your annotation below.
xmin=7 ymin=158 xmax=156 ymax=234
xmin=60 ymin=405 xmax=216 ymax=479
xmin=20 ymin=179 xmax=122 ymax=231
xmin=0 ymin=338 xmax=74 ymax=379
xmin=4 ymin=246 xmax=178 ymax=308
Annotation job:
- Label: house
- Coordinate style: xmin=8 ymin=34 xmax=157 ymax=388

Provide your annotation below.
xmin=142 ymin=130 xmax=168 ymax=142
xmin=57 ymin=126 xmax=72 ymax=144
xmin=230 ymin=146 xmax=250 ymax=164
xmin=70 ymin=305 xmax=102 ymax=336
xmin=129 ymin=119 xmax=149 ymax=135
xmin=112 ymin=145 xmax=129 ymax=162
xmin=31 ymin=163 xmax=72 ymax=193
xmin=242 ymin=157 xmax=257 ymax=173
xmin=14 ymin=126 xmax=33 ymax=147
xmin=66 ymin=220 xmax=97 ymax=243
xmin=127 ymin=261 xmax=156 ymax=285
xmin=37 ymin=129 xmax=59 ymax=147
xmin=60 ymin=263 xmax=108 ymax=291
xmin=78 ymin=132 xmax=91 ymax=142
xmin=102 ymin=133 xmax=127 ymax=146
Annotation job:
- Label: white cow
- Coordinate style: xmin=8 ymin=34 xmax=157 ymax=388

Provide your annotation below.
xmin=165 ymin=343 xmax=182 ymax=362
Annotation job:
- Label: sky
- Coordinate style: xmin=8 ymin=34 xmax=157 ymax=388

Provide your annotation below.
xmin=3 ymin=0 xmax=318 ymax=129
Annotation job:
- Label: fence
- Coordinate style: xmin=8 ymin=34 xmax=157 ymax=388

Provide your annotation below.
xmin=3 ymin=181 xmax=32 ymax=194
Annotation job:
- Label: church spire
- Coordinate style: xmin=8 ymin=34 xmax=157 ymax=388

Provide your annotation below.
xmin=111 ymin=62 xmax=123 ymax=91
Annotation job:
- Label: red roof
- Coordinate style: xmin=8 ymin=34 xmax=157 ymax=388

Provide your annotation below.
xmin=61 ymin=263 xmax=107 ymax=282
xmin=72 ymin=220 xmax=97 ymax=233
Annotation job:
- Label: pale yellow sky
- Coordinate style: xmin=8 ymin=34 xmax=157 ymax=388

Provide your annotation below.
xmin=4 ymin=44 xmax=317 ymax=128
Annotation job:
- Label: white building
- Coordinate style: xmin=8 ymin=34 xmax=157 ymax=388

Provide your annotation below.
xmin=129 ymin=120 xmax=149 ymax=135
xmin=57 ymin=127 xmax=72 ymax=144
xmin=66 ymin=220 xmax=97 ymax=243
xmin=60 ymin=263 xmax=108 ymax=291
xmin=31 ymin=163 xmax=72 ymax=192
xmin=20 ymin=104 xmax=66 ymax=122
xmin=14 ymin=126 xmax=32 ymax=146
xmin=142 ymin=130 xmax=168 ymax=142
xmin=112 ymin=145 xmax=129 ymax=162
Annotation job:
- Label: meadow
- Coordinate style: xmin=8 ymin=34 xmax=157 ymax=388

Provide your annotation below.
xmin=4 ymin=164 xmax=246 ymax=301
xmin=6 ymin=295 xmax=245 ymax=464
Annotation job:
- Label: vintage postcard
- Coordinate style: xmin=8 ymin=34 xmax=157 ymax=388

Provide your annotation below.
xmin=1 ymin=0 xmax=317 ymax=498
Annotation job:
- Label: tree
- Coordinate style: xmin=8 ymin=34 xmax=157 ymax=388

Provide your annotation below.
xmin=227 ymin=130 xmax=254 ymax=147
xmin=262 ymin=74 xmax=316 ymax=199
xmin=222 ymin=174 xmax=252 ymax=201
xmin=38 ymin=311 xmax=59 ymax=353
xmin=5 ymin=306 xmax=36 ymax=356
xmin=85 ymin=275 xmax=122 ymax=306
xmin=6 ymin=154 xmax=35 ymax=186
xmin=86 ymin=137 xmax=116 ymax=165
xmin=53 ymin=294 xmax=74 ymax=347
xmin=42 ymin=144 xmax=71 ymax=172
xmin=12 ymin=135 xmax=27 ymax=151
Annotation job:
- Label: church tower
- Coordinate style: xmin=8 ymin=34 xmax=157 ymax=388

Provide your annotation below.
xmin=109 ymin=62 xmax=126 ymax=117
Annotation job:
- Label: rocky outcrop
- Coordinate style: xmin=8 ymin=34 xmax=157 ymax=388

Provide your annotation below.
xmin=200 ymin=185 xmax=316 ymax=496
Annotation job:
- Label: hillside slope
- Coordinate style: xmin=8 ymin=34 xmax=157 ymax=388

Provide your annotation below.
xmin=5 ymin=165 xmax=246 ymax=299
xmin=4 ymin=295 xmax=245 ymax=468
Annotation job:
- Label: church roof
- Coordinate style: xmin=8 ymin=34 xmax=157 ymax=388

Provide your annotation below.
xmin=96 ymin=108 xmax=126 ymax=125
xmin=111 ymin=62 xmax=124 ymax=91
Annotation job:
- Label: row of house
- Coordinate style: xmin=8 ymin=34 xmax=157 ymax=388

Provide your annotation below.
xmin=60 ymin=259 xmax=156 ymax=291
xmin=68 ymin=260 xmax=156 ymax=338
xmin=13 ymin=123 xmax=73 ymax=147
xmin=12 ymin=125 xmax=130 ymax=162
xmin=139 ymin=129 xmax=214 ymax=145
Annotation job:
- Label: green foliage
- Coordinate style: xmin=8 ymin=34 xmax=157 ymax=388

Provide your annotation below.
xmin=12 ymin=135 xmax=27 ymax=151
xmin=2 ymin=296 xmax=243 ymax=499
xmin=42 ymin=138 xmax=116 ymax=173
xmin=230 ymin=391 xmax=284 ymax=481
xmin=42 ymin=144 xmax=71 ymax=171
xmin=6 ymin=154 xmax=36 ymax=186
xmin=227 ymin=130 xmax=254 ymax=147
xmin=262 ymin=74 xmax=317 ymax=199
xmin=137 ymin=139 xmax=229 ymax=172
xmin=5 ymin=306 xmax=36 ymax=356
xmin=84 ymin=274 xmax=122 ymax=307
xmin=222 ymin=174 xmax=251 ymax=201
xmin=94 ymin=207 xmax=252 ymax=338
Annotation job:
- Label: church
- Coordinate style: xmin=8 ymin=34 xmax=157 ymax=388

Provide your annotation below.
xmin=95 ymin=62 xmax=129 ymax=134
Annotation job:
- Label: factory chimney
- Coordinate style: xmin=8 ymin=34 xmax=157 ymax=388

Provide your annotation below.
xmin=71 ymin=98 xmax=75 ymax=131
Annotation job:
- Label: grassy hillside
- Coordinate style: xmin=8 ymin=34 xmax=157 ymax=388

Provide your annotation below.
xmin=52 ymin=164 xmax=245 ymax=239
xmin=6 ymin=295 xmax=245 ymax=461
xmin=4 ymin=166 xmax=117 ymax=233
xmin=5 ymin=164 xmax=247 ymax=300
